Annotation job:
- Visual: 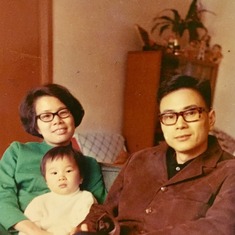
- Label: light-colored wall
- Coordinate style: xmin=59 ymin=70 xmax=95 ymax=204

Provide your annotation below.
xmin=203 ymin=1 xmax=235 ymax=137
xmin=53 ymin=0 xmax=235 ymax=138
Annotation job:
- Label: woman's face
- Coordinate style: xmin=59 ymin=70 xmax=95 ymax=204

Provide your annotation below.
xmin=35 ymin=96 xmax=76 ymax=146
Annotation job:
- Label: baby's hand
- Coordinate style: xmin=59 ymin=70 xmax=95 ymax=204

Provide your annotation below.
xmin=70 ymin=223 xmax=88 ymax=235
xmin=80 ymin=224 xmax=89 ymax=231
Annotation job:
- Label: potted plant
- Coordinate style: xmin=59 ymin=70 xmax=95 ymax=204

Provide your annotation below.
xmin=151 ymin=0 xmax=215 ymax=43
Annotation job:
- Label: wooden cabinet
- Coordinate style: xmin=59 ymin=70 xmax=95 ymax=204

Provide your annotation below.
xmin=161 ymin=53 xmax=218 ymax=99
xmin=122 ymin=51 xmax=162 ymax=153
xmin=122 ymin=50 xmax=219 ymax=153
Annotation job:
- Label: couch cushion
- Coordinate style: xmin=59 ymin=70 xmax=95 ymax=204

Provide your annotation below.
xmin=73 ymin=132 xmax=126 ymax=163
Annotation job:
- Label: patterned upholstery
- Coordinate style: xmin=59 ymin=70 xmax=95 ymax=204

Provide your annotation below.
xmin=73 ymin=132 xmax=126 ymax=163
xmin=210 ymin=127 xmax=235 ymax=156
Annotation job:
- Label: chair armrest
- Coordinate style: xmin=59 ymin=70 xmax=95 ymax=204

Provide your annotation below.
xmin=99 ymin=163 xmax=122 ymax=191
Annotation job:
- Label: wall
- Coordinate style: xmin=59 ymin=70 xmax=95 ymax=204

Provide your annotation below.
xmin=202 ymin=1 xmax=235 ymax=137
xmin=53 ymin=0 xmax=235 ymax=138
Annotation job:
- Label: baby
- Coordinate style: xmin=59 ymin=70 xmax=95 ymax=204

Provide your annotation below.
xmin=19 ymin=145 xmax=96 ymax=235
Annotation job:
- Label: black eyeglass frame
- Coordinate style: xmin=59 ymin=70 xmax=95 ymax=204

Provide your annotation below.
xmin=36 ymin=108 xmax=71 ymax=123
xmin=159 ymin=107 xmax=207 ymax=126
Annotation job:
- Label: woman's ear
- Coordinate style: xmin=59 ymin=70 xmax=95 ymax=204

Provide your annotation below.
xmin=35 ymin=123 xmax=42 ymax=135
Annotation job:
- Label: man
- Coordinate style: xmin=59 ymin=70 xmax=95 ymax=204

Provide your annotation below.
xmin=74 ymin=75 xmax=235 ymax=235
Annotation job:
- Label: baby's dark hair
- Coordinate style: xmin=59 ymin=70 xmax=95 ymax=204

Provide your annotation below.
xmin=40 ymin=145 xmax=85 ymax=179
xmin=157 ymin=75 xmax=212 ymax=109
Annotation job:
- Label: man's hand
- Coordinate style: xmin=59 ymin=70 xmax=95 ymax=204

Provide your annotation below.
xmin=96 ymin=215 xmax=114 ymax=232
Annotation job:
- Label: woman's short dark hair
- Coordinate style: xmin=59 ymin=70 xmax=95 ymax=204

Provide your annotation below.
xmin=157 ymin=75 xmax=212 ymax=109
xmin=19 ymin=83 xmax=84 ymax=138
xmin=40 ymin=145 xmax=85 ymax=179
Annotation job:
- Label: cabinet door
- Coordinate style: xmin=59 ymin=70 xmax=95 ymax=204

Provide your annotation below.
xmin=161 ymin=53 xmax=218 ymax=101
xmin=0 ymin=1 xmax=52 ymax=156
xmin=122 ymin=51 xmax=162 ymax=153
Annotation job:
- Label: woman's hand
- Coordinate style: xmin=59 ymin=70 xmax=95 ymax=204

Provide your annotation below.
xmin=14 ymin=219 xmax=53 ymax=235
xmin=34 ymin=231 xmax=52 ymax=235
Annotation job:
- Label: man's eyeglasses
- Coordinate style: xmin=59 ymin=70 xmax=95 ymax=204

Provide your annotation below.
xmin=159 ymin=107 xmax=207 ymax=126
xmin=36 ymin=108 xmax=71 ymax=122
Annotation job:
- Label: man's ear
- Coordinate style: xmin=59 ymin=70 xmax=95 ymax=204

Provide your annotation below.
xmin=208 ymin=109 xmax=216 ymax=130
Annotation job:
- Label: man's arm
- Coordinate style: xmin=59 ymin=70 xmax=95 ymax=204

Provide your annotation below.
xmin=146 ymin=166 xmax=235 ymax=235
xmin=74 ymin=163 xmax=126 ymax=234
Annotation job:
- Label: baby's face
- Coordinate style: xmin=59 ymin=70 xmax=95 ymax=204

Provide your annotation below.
xmin=45 ymin=155 xmax=82 ymax=195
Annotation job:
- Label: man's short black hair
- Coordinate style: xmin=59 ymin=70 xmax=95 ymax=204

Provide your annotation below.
xmin=157 ymin=75 xmax=212 ymax=109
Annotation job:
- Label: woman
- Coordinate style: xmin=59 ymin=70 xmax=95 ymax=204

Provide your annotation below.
xmin=0 ymin=84 xmax=107 ymax=235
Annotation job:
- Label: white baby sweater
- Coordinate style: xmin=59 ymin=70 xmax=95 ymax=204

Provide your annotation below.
xmin=19 ymin=189 xmax=95 ymax=235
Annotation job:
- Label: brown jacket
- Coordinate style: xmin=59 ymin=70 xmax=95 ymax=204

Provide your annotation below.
xmin=79 ymin=136 xmax=235 ymax=235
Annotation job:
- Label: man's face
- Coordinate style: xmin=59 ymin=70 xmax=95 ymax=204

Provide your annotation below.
xmin=159 ymin=88 xmax=215 ymax=162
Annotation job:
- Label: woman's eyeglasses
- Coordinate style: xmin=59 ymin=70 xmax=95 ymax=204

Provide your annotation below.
xmin=36 ymin=108 xmax=71 ymax=122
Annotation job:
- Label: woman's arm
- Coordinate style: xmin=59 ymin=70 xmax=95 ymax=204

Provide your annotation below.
xmin=0 ymin=142 xmax=28 ymax=230
xmin=81 ymin=156 xmax=107 ymax=204
xmin=14 ymin=220 xmax=52 ymax=235
xmin=0 ymin=141 xmax=49 ymax=232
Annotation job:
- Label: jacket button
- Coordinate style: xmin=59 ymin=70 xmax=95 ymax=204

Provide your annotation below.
xmin=160 ymin=186 xmax=167 ymax=192
xmin=145 ymin=207 xmax=152 ymax=214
